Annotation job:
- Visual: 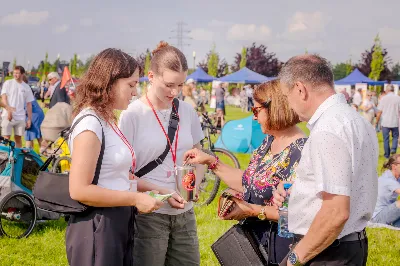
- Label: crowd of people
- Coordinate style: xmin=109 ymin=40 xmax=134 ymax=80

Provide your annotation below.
xmin=1 ymin=42 xmax=400 ymax=266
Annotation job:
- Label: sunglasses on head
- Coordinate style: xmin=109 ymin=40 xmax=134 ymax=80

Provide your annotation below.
xmin=251 ymin=99 xmax=271 ymax=117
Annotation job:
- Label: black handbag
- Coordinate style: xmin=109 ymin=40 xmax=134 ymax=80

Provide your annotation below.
xmin=33 ymin=114 xmax=105 ymax=214
xmin=134 ymin=98 xmax=180 ymax=177
xmin=211 ymin=220 xmax=274 ymax=266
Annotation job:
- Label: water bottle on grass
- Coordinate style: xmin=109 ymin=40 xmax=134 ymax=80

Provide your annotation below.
xmin=278 ymin=183 xmax=294 ymax=238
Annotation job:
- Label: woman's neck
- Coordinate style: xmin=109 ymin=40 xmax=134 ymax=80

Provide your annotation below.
xmin=143 ymin=90 xmax=171 ymax=110
xmin=271 ymin=126 xmax=303 ymax=141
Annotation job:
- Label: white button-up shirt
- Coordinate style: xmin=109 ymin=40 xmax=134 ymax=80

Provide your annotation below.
xmin=288 ymin=93 xmax=378 ymax=238
xmin=377 ymin=92 xmax=400 ymax=128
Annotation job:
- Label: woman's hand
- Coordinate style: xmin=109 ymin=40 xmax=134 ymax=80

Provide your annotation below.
xmin=183 ymin=148 xmax=215 ymax=166
xmin=272 ymin=182 xmax=292 ymax=209
xmin=221 ymin=198 xmax=256 ymax=221
xmin=134 ymin=193 xmax=163 ymax=214
xmin=159 ymin=188 xmax=186 ymax=209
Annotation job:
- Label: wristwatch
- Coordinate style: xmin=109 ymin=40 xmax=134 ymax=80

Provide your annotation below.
xmin=257 ymin=207 xmax=266 ymax=220
xmin=288 ymin=251 xmax=303 ymax=266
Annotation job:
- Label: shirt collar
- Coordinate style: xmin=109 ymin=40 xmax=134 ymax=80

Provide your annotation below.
xmin=382 ymin=170 xmax=396 ymax=180
xmin=54 ymin=80 xmax=61 ymax=87
xmin=307 ymin=93 xmax=347 ymax=130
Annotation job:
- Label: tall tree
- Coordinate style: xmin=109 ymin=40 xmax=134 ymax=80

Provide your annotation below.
xmin=50 ymin=58 xmax=60 ymax=72
xmin=239 ymin=47 xmax=247 ymax=69
xmin=392 ymin=63 xmax=400 ymax=81
xmin=232 ymin=43 xmax=281 ymax=77
xmin=357 ymin=37 xmax=392 ymax=81
xmin=43 ymin=52 xmax=50 ymax=76
xmin=369 ymin=34 xmax=385 ymax=81
xmin=12 ymin=57 xmax=17 ymax=69
xmin=207 ymin=44 xmax=219 ymax=77
xmin=333 ymin=63 xmax=348 ymax=80
xmin=345 ymin=58 xmax=353 ymax=75
xmin=144 ymin=51 xmax=151 ymax=76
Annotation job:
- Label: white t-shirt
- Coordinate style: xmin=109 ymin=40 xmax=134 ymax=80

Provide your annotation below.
xmin=119 ymin=99 xmax=204 ymax=215
xmin=1 ymin=79 xmax=35 ymax=121
xmin=377 ymin=92 xmax=400 ymax=128
xmin=69 ymin=109 xmax=132 ymax=191
xmin=289 ymin=94 xmax=378 ymax=238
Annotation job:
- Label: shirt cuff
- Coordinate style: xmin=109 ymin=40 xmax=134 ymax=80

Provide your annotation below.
xmin=316 ymin=183 xmax=351 ymax=197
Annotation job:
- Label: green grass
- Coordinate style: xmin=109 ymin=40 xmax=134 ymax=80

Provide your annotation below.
xmin=0 ymin=106 xmax=399 ymax=265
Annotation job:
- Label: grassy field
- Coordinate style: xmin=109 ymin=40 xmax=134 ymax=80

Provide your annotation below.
xmin=0 ymin=106 xmax=399 ymax=265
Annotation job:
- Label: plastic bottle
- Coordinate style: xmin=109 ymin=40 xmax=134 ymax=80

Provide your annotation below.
xmin=278 ymin=183 xmax=294 ymax=238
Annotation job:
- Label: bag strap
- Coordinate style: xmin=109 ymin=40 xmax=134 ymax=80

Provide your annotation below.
xmin=69 ymin=113 xmax=105 ymax=185
xmin=135 ymin=98 xmax=180 ymax=177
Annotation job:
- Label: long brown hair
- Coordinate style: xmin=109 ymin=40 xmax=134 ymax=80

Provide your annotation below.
xmin=253 ymin=79 xmax=300 ymax=131
xmin=382 ymin=154 xmax=400 ymax=171
xmin=150 ymin=41 xmax=188 ymax=75
xmin=73 ymin=48 xmax=139 ymax=122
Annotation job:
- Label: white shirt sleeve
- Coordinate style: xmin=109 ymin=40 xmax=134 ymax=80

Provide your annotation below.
xmin=189 ymin=107 xmax=204 ymax=145
xmin=69 ymin=115 xmax=103 ymax=154
xmin=1 ymin=80 xmax=10 ymax=95
xmin=24 ymin=84 xmax=35 ymax=102
xmin=119 ymin=110 xmax=135 ymax=146
xmin=310 ymin=131 xmax=352 ymax=196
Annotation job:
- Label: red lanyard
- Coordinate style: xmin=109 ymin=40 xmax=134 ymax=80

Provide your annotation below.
xmin=108 ymin=122 xmax=136 ymax=172
xmin=146 ymin=94 xmax=180 ymax=168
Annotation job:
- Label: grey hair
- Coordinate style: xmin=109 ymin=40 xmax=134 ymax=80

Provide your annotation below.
xmin=278 ymin=54 xmax=334 ymax=90
xmin=386 ymin=84 xmax=394 ymax=92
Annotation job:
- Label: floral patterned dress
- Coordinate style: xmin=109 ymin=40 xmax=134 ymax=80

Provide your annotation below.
xmin=242 ymin=135 xmax=307 ymax=264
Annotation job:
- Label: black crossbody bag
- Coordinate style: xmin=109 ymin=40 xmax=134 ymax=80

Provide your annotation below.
xmin=33 ymin=114 xmax=105 ymax=214
xmin=211 ymin=219 xmax=277 ymax=266
xmin=135 ymin=98 xmax=180 ymax=177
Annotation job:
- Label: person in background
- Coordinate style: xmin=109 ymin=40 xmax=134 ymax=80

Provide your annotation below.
xmin=375 ymin=85 xmax=400 ymax=159
xmin=47 ymin=72 xmax=70 ymax=109
xmin=351 ymin=87 xmax=363 ymax=107
xmin=182 ymin=85 xmax=197 ymax=109
xmin=246 ymin=84 xmax=254 ymax=112
xmin=274 ymin=54 xmax=377 ymax=266
xmin=240 ymin=87 xmax=248 ymax=112
xmin=1 ymin=66 xmax=33 ymax=148
xmin=186 ymin=78 xmax=198 ymax=105
xmin=371 ymin=154 xmax=400 ymax=227
xmin=360 ymin=91 xmax=376 ymax=124
xmin=215 ymin=82 xmax=226 ymax=116
xmin=340 ymin=88 xmax=350 ymax=103
xmin=184 ymin=79 xmax=307 ymax=265
xmin=66 ymin=48 xmax=163 ymax=266
xmin=371 ymin=91 xmax=379 ymax=106
xmin=22 ymin=74 xmax=45 ymax=149
xmin=119 ymin=41 xmax=205 ymax=266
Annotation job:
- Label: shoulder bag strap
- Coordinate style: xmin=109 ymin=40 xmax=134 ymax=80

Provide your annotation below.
xmin=135 ymin=98 xmax=180 ymax=177
xmin=68 ymin=113 xmax=105 ymax=185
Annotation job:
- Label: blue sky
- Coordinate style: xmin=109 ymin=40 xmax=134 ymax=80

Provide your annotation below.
xmin=1 ymin=0 xmax=399 ymax=70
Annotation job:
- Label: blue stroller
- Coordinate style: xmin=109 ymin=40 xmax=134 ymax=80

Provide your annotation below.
xmin=0 ymin=137 xmax=61 ymax=238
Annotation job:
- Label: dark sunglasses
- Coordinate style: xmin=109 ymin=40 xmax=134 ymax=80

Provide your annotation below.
xmin=251 ymin=99 xmax=271 ymax=117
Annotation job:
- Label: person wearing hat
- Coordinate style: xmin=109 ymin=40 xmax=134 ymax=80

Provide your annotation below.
xmin=47 ymin=72 xmax=70 ymax=109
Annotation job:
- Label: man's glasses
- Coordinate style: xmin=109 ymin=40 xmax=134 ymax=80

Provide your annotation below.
xmin=251 ymin=99 xmax=271 ymax=117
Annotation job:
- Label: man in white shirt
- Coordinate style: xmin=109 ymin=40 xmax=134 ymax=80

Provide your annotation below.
xmin=1 ymin=66 xmax=34 ymax=148
xmin=351 ymin=88 xmax=363 ymax=107
xmin=375 ymin=85 xmax=400 ymax=158
xmin=274 ymin=55 xmax=378 ymax=266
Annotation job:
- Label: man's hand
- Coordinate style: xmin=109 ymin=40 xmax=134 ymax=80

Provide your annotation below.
xmin=7 ymin=112 xmax=12 ymax=122
xmin=26 ymin=119 xmax=32 ymax=129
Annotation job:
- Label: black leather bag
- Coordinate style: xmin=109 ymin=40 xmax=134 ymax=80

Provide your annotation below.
xmin=211 ymin=220 xmax=272 ymax=266
xmin=33 ymin=114 xmax=105 ymax=214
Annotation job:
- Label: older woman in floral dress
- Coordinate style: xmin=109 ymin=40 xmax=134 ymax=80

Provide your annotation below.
xmin=184 ymin=79 xmax=307 ymax=265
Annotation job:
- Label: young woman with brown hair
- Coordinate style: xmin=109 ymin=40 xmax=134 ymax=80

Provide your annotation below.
xmin=66 ymin=48 xmax=163 ymax=266
xmin=119 ymin=41 xmax=205 ymax=266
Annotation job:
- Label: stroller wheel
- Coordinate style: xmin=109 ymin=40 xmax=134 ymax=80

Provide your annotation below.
xmin=0 ymin=191 xmax=37 ymax=238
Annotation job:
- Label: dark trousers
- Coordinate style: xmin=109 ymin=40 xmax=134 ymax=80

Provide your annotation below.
xmin=382 ymin=127 xmax=399 ymax=158
xmin=279 ymin=237 xmax=368 ymax=266
xmin=247 ymin=97 xmax=254 ymax=112
xmin=66 ymin=206 xmax=135 ymax=266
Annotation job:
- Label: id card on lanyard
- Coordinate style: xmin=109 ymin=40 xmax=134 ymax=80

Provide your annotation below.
xmin=146 ymin=94 xmax=180 ymax=181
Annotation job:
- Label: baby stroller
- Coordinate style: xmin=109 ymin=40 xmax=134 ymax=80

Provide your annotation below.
xmin=0 ymin=137 xmax=62 ymax=239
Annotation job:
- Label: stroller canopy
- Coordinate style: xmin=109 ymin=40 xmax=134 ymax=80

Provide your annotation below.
xmin=214 ymin=116 xmax=267 ymax=154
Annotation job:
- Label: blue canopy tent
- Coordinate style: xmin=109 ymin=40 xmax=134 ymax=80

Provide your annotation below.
xmin=335 ymin=69 xmax=385 ymax=86
xmin=214 ymin=116 xmax=267 ymax=154
xmin=218 ymin=67 xmax=274 ymax=84
xmin=186 ymin=67 xmax=216 ymax=83
xmin=139 ymin=76 xmax=149 ymax=82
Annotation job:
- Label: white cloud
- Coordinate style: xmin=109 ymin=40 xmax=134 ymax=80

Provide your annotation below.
xmin=0 ymin=10 xmax=49 ymax=26
xmin=80 ymin=18 xmax=93 ymax=27
xmin=287 ymin=11 xmax=328 ymax=33
xmin=189 ymin=28 xmax=214 ymax=41
xmin=53 ymin=24 xmax=69 ymax=34
xmin=227 ymin=24 xmax=271 ymax=41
